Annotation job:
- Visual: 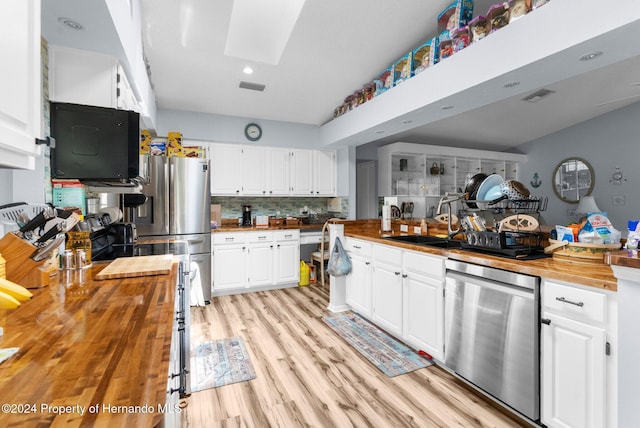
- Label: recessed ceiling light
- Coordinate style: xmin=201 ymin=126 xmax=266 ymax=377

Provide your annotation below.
xmin=375 ymin=130 xmax=385 ymax=134
xmin=243 ymin=66 xmax=253 ymax=74
xmin=579 ymin=51 xmax=603 ymax=61
xmin=58 ymin=17 xmax=84 ymax=30
xmin=441 ymin=105 xmax=454 ymax=110
xmin=522 ymin=88 xmax=556 ymax=103
xmin=503 ymin=81 xmax=520 ymax=88
xmin=401 ymin=119 xmax=413 ymax=124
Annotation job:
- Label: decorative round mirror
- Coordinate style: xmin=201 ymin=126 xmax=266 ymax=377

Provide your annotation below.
xmin=552 ymin=157 xmax=595 ymax=203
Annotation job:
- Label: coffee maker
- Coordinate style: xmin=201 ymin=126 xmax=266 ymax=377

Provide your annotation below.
xmin=242 ymin=204 xmax=252 ymax=226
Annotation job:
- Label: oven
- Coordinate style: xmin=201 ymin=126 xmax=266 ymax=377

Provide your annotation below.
xmin=444 ymin=259 xmax=540 ymax=422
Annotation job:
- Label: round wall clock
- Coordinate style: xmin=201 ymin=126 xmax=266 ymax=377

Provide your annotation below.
xmin=244 ymin=123 xmax=262 ymax=141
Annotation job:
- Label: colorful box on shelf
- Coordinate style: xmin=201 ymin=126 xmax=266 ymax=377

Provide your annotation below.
xmin=183 ymin=146 xmax=206 ymax=158
xmin=437 ymin=0 xmax=474 ymax=40
xmin=392 ymin=53 xmax=413 ymax=86
xmin=452 ymin=26 xmax=471 ymax=54
xmin=412 ymin=37 xmax=439 ymax=75
xmin=52 ymin=179 xmax=85 ymax=215
xmin=374 ymin=67 xmax=394 ymax=96
xmin=509 ymin=0 xmax=532 ymax=22
xmin=140 ymin=129 xmax=152 ymax=155
xmin=469 ymin=15 xmax=489 ymax=42
xmin=488 ymin=3 xmax=510 ymax=33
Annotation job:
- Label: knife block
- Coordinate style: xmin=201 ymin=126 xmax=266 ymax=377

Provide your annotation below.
xmin=0 ymin=233 xmax=51 ymax=288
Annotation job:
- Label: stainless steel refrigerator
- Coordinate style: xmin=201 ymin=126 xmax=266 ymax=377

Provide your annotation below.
xmin=133 ymin=155 xmax=211 ymax=303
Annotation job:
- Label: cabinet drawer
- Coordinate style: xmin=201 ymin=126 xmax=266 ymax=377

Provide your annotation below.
xmin=274 ymin=230 xmax=300 ymax=241
xmin=345 ymin=238 xmax=371 ymax=258
xmin=543 ymin=280 xmax=606 ymax=324
xmin=373 ymin=244 xmax=402 ymax=266
xmin=212 ymin=233 xmax=246 ymax=245
xmin=403 ymin=249 xmax=444 ymax=278
xmin=246 ymin=231 xmax=273 ymax=243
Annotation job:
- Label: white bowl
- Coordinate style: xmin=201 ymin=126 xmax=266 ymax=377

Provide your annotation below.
xmin=476 ymin=174 xmax=505 ymax=201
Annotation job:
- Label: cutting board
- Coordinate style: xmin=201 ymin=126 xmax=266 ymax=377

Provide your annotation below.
xmin=95 ymin=255 xmax=174 ymax=280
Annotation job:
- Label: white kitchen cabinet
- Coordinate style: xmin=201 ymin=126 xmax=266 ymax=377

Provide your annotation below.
xmin=402 ymin=250 xmax=445 ymax=361
xmin=290 ymin=149 xmax=314 ymax=195
xmin=378 ymin=142 xmax=527 ymax=199
xmin=273 ymin=230 xmax=300 ymax=284
xmin=49 ymin=45 xmax=137 ymax=111
xmin=267 ymin=147 xmax=291 ymax=195
xmin=541 ymin=279 xmax=617 ymax=428
xmin=213 ymin=230 xmax=299 ymax=294
xmin=210 ymin=144 xmax=243 ymax=195
xmin=371 ymin=244 xmax=404 ymax=338
xmin=313 ymin=149 xmax=337 ymax=196
xmin=246 ymin=231 xmax=274 ymax=287
xmin=212 ymin=233 xmax=247 ymax=291
xmin=0 ymin=0 xmax=42 ymax=169
xmin=242 ymin=146 xmax=267 ymax=195
xmin=344 ymin=238 xmax=372 ymax=318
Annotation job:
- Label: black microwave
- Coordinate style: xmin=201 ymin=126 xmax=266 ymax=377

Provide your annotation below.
xmin=50 ymin=102 xmax=139 ymax=181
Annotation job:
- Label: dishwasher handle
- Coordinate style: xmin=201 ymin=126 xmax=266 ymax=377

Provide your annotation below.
xmin=445 ymin=270 xmax=536 ymax=300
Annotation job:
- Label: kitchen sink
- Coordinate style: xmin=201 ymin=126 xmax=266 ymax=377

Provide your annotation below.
xmin=384 ymin=235 xmax=463 ymax=249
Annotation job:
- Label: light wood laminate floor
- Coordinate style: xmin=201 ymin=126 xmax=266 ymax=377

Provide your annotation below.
xmin=181 ymin=285 xmax=529 ymax=428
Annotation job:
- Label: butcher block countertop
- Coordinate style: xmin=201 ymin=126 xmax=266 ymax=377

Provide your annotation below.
xmin=338 ymin=220 xmax=618 ymax=292
xmin=0 ymin=260 xmax=179 ymax=427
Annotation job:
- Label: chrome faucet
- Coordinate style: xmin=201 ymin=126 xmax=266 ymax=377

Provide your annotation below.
xmin=437 ymin=192 xmax=465 ymax=239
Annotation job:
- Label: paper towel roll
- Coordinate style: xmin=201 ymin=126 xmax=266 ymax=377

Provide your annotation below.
xmin=382 ymin=205 xmax=391 ymax=231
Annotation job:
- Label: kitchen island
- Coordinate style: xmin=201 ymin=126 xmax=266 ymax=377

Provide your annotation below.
xmin=0 ymin=260 xmax=182 ymax=427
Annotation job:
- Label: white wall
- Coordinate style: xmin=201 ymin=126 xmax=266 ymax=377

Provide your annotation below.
xmin=514 ymin=101 xmax=640 ymax=231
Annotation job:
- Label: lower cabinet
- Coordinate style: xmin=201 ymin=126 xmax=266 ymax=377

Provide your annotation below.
xmin=541 ymin=279 xmax=617 ymax=428
xmin=212 ymin=230 xmax=300 ymax=294
xmin=359 ymin=242 xmax=445 ymax=360
xmin=344 ymin=238 xmax=372 ymax=318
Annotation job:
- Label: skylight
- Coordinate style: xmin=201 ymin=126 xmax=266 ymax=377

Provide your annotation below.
xmin=224 ymin=0 xmax=306 ymax=65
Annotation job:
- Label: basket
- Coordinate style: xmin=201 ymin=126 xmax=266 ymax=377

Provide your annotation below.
xmin=268 ymin=217 xmax=284 ymax=227
xmin=0 ymin=203 xmax=50 ymax=236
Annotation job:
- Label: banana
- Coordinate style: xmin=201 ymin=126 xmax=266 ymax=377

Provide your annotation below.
xmin=0 ymin=278 xmax=33 ymax=301
xmin=0 ymin=290 xmax=20 ymax=309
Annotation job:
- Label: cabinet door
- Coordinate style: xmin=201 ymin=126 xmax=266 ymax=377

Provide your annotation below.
xmin=290 ymin=149 xmax=313 ymax=195
xmin=274 ymin=239 xmax=300 ymax=284
xmin=541 ymin=312 xmax=606 ymax=428
xmin=212 ymin=245 xmax=246 ymax=291
xmin=0 ymin=0 xmax=41 ymax=169
xmin=346 ymin=255 xmax=372 ymax=318
xmin=210 ymin=144 xmax=243 ymax=195
xmin=403 ymin=272 xmax=444 ymax=361
xmin=267 ymin=147 xmax=290 ymax=195
xmin=49 ymin=45 xmax=119 ymax=108
xmin=372 ymin=263 xmax=403 ymax=337
xmin=247 ymin=242 xmax=273 ymax=287
xmin=243 ymin=146 xmax=267 ymax=195
xmin=314 ymin=149 xmax=336 ymax=196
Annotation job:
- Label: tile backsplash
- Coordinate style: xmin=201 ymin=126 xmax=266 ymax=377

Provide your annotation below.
xmin=211 ymin=197 xmax=348 ymax=219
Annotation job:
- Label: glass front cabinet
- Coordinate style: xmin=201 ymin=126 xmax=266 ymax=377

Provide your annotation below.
xmin=378 ymin=143 xmax=527 ymax=218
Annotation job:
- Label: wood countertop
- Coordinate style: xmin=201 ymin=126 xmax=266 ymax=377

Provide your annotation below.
xmin=0 ymin=261 xmax=179 ymax=427
xmin=211 ymin=223 xmax=325 ymax=233
xmin=339 ymin=220 xmax=618 ymax=292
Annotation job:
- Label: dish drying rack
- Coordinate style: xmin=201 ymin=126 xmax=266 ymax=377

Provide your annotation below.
xmin=0 ymin=203 xmax=51 ymax=236
xmin=458 ymin=197 xmax=548 ymax=258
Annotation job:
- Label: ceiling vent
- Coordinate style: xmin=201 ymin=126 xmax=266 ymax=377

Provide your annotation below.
xmin=239 ymin=81 xmax=266 ymax=92
xmin=522 ymin=88 xmax=556 ymax=103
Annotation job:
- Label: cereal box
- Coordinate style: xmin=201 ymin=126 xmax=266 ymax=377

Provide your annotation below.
xmin=374 ymin=67 xmax=394 ymax=96
xmin=437 ymin=0 xmax=474 ymax=40
xmin=392 ymin=52 xmax=413 ymax=86
xmin=509 ymin=0 xmax=532 ymax=22
xmin=183 ymin=146 xmax=206 ymax=158
xmin=452 ymin=26 xmax=470 ymax=54
xmin=140 ymin=129 xmax=152 ymax=155
xmin=488 ymin=3 xmax=510 ymax=33
xmin=412 ymin=37 xmax=439 ymax=75
xmin=439 ymin=39 xmax=454 ymax=61
xmin=150 ymin=139 xmax=166 ymax=156
xmin=469 ymin=15 xmax=489 ymax=42
xmin=167 ymin=131 xmax=183 ymax=157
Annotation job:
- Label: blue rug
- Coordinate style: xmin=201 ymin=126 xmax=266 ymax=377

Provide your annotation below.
xmin=323 ymin=313 xmax=432 ymax=377
xmin=190 ymin=336 xmax=256 ymax=392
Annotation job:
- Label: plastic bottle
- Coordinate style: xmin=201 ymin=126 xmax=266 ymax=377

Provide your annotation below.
xmin=626 ymin=220 xmax=639 ymax=257
xmin=299 ymin=261 xmax=310 ymax=286
xmin=421 ymin=218 xmax=428 ymax=235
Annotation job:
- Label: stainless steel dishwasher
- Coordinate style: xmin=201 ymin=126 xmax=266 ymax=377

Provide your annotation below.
xmin=444 ymin=259 xmax=540 ymax=422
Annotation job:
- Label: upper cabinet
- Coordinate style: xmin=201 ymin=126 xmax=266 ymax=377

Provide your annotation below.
xmin=0 ymin=0 xmax=42 ymax=169
xmin=209 ymin=143 xmax=336 ymax=197
xmin=49 ymin=45 xmax=138 ymax=111
xmin=378 ymin=142 xmax=526 ymax=198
